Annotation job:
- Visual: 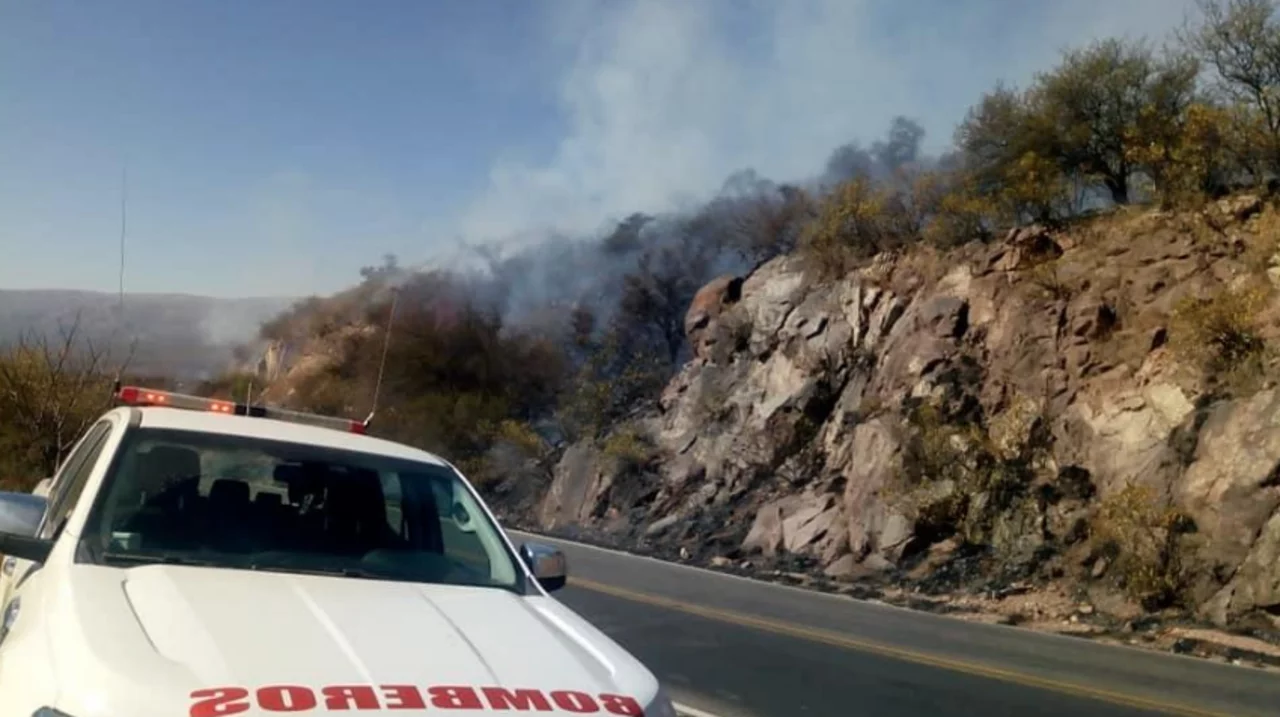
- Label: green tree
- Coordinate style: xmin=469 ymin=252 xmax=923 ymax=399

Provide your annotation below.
xmin=1127 ymin=101 xmax=1241 ymax=205
xmin=955 ymin=84 xmax=1072 ymax=223
xmin=1032 ymin=38 xmax=1200 ymax=205
xmin=957 ymin=39 xmax=1203 ymax=218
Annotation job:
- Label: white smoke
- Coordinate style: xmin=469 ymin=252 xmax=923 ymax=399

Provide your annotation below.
xmin=448 ymin=0 xmax=1201 ymax=252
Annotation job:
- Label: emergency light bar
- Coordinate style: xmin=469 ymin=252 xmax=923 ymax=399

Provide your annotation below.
xmin=114 ymin=385 xmax=368 ymax=434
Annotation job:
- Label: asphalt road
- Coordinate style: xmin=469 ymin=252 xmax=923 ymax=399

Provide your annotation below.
xmin=506 ymin=530 xmax=1280 ymax=717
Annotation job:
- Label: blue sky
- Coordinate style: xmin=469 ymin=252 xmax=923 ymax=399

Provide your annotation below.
xmin=0 ymin=0 xmax=1199 ymax=298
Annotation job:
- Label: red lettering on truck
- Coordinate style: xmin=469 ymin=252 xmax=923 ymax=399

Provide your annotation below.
xmin=379 ymin=685 xmax=427 ymax=710
xmin=321 ymin=685 xmax=381 ymax=710
xmin=258 ymin=685 xmax=319 ymax=711
xmin=481 ymin=687 xmax=553 ymax=711
xmin=190 ymin=685 xmax=647 ymax=715
xmin=600 ymin=694 xmax=646 ymax=716
xmin=190 ymin=688 xmax=251 ymax=717
xmin=550 ymin=690 xmax=599 ymax=713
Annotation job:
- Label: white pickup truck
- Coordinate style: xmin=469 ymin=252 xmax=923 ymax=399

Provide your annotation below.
xmin=0 ymin=385 xmax=676 ymax=717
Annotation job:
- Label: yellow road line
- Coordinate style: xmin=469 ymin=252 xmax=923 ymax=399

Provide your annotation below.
xmin=568 ymin=576 xmax=1238 ymax=717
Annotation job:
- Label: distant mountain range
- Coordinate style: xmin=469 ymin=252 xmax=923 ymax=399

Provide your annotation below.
xmin=0 ymin=289 xmax=297 ymax=379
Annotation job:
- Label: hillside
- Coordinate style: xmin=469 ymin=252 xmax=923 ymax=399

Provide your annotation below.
xmin=11 ymin=0 xmax=1280 ymax=667
xmin=521 ymin=196 xmax=1280 ymax=661
xmin=0 ymin=289 xmax=294 ymax=379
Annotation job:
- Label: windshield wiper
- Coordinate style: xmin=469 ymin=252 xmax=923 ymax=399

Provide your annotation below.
xmin=246 ymin=564 xmax=382 ymax=579
xmin=102 ymin=551 xmax=218 ymax=568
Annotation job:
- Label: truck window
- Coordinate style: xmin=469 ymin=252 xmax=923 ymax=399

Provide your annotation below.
xmin=38 ymin=420 xmax=114 ymax=542
xmin=384 ymin=474 xmax=493 ymax=579
xmin=77 ymin=427 xmax=525 ymax=594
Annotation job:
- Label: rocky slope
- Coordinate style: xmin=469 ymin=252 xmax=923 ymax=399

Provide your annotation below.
xmin=498 ymin=196 xmax=1280 ymax=666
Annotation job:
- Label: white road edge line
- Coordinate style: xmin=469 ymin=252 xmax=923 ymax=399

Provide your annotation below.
xmin=507 ymin=528 xmax=917 ymax=612
xmin=510 ymin=529 xmax=1274 ymax=667
xmin=507 ymin=529 xmax=856 ymax=602
xmin=673 ymin=702 xmax=724 ymax=717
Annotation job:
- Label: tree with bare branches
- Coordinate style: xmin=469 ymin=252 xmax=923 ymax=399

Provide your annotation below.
xmin=0 ymin=313 xmax=134 ymax=487
xmin=1182 ymin=0 xmax=1280 ymax=177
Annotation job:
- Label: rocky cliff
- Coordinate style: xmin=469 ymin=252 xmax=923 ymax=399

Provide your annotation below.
xmin=503 ymin=196 xmax=1280 ymax=663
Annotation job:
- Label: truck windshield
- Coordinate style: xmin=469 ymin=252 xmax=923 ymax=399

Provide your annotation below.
xmin=77 ymin=427 xmax=526 ymax=593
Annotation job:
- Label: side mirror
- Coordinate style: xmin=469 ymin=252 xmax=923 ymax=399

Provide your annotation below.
xmin=519 ymin=542 xmax=567 ymax=592
xmin=0 ymin=492 xmax=52 ymax=564
xmin=32 ymin=478 xmax=53 ymax=498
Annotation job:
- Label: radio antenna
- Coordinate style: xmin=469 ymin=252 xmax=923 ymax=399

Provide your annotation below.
xmin=110 ymin=165 xmax=130 ymax=398
xmin=363 ymin=286 xmax=400 ymax=429
xmin=118 ymin=166 xmax=127 ymax=316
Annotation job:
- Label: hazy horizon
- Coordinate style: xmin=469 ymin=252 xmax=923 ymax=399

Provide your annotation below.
xmin=0 ymin=286 xmax=301 ymax=301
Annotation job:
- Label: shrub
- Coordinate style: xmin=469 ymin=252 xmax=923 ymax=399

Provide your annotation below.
xmin=492 ymin=419 xmax=548 ymax=459
xmin=468 ymin=419 xmax=554 ymax=489
xmin=600 ymin=428 xmax=654 ymax=471
xmin=800 ymin=178 xmax=916 ymax=280
xmin=1027 ymin=260 xmax=1074 ymax=301
xmin=894 ymin=401 xmax=1041 ymax=546
xmin=912 ymin=170 xmax=997 ymax=247
xmin=1000 ymin=151 xmax=1078 ymax=224
xmin=1169 ymin=283 xmax=1270 ymax=390
xmin=261 ymin=279 xmax=572 ymax=481
xmin=1089 ymin=482 xmax=1194 ymax=610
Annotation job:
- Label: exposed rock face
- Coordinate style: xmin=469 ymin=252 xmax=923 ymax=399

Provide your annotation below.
xmin=685 ymin=275 xmax=744 ymax=360
xmin=256 ymin=340 xmax=289 ymax=382
xmin=521 ymin=200 xmax=1280 ymax=632
xmin=1181 ymin=389 xmax=1280 ymax=623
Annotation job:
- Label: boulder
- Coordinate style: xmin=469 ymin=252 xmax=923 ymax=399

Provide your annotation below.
xmin=685 ymin=274 xmax=745 ymax=359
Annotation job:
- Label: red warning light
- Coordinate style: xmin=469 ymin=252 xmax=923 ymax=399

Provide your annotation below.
xmin=114 ymin=385 xmax=369 ymax=435
xmin=208 ymin=400 xmax=235 ymax=414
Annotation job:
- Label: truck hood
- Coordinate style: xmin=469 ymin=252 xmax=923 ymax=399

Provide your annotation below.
xmin=48 ymin=565 xmax=661 ymax=715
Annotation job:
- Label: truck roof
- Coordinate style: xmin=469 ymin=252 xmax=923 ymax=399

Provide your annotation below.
xmin=129 ymin=405 xmax=450 ymax=467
